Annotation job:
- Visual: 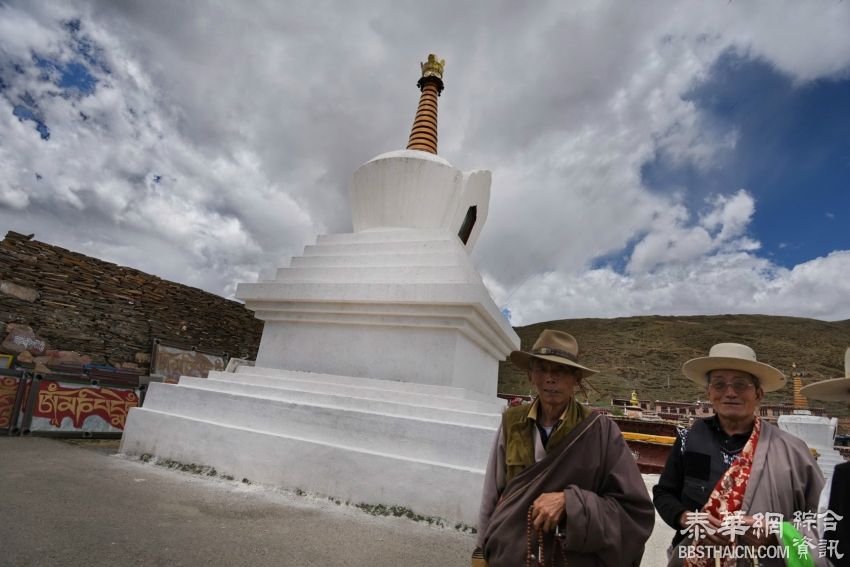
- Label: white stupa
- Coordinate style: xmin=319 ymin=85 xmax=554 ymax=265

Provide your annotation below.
xmin=778 ymin=366 xmax=845 ymax=484
xmin=120 ymin=54 xmax=520 ymax=525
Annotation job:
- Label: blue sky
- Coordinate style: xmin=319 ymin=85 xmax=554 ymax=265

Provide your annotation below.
xmin=642 ymin=51 xmax=850 ymax=269
xmin=8 ymin=18 xmax=101 ymax=142
xmin=1 ymin=2 xmax=850 ymax=324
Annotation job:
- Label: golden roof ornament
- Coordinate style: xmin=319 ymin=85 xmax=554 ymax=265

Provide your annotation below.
xmin=420 ymin=54 xmax=445 ymax=80
xmin=791 ymin=363 xmax=809 ymax=409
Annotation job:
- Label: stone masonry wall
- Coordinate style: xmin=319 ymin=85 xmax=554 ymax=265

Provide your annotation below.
xmin=0 ymin=231 xmax=263 ymax=367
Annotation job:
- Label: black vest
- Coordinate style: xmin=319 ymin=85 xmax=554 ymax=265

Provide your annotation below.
xmin=672 ymin=418 xmax=738 ymax=545
xmin=681 ymin=418 xmax=731 ymax=505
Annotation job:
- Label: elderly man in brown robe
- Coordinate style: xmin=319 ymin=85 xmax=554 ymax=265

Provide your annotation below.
xmin=653 ymin=343 xmax=825 ymax=567
xmin=473 ymin=329 xmax=654 ymax=566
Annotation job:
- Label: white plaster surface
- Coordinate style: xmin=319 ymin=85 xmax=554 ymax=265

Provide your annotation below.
xmin=238 ymin=228 xmax=519 ymax=398
xmin=123 ymin=150 xmax=520 ymax=528
xmin=350 ymin=151 xmax=489 ymax=251
xmin=367 ymin=149 xmax=452 ymax=166
xmin=226 ymin=365 xmax=503 ymax=405
xmin=121 ymin=368 xmax=503 ymax=525
xmin=778 ymin=414 xmax=845 ymax=484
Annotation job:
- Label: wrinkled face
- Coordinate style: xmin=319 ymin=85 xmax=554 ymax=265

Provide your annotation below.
xmin=529 ymin=358 xmax=579 ymax=408
xmin=706 ymin=369 xmax=763 ymax=421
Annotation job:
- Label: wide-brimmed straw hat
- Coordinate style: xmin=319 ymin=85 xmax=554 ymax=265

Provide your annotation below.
xmin=509 ymin=329 xmax=598 ymax=378
xmin=799 ymin=347 xmax=850 ymax=402
xmin=682 ymin=342 xmax=786 ymax=392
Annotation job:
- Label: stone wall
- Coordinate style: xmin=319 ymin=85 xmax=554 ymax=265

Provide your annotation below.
xmin=0 ymin=231 xmax=263 ymax=368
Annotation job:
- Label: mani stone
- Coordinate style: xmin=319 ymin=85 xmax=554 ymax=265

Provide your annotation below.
xmin=48 ymin=350 xmax=85 ymax=365
xmin=0 ymin=280 xmax=38 ymax=303
xmin=2 ymin=324 xmax=49 ymax=355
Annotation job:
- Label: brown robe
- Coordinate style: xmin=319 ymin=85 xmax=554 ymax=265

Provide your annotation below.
xmin=481 ymin=412 xmax=655 ymax=566
xmin=665 ymin=421 xmax=827 ymax=567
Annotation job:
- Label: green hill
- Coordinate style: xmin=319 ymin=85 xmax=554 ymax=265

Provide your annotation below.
xmin=498 ymin=315 xmax=850 ymax=417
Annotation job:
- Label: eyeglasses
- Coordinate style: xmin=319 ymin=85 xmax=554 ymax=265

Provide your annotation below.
xmin=708 ymin=380 xmax=755 ymax=393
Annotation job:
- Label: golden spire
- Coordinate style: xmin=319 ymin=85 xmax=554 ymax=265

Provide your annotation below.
xmin=791 ymin=363 xmax=808 ymax=409
xmin=406 ymin=54 xmax=445 ymax=154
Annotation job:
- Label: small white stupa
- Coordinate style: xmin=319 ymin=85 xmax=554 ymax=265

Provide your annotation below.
xmin=120 ymin=55 xmax=520 ymax=525
xmin=778 ymin=365 xmax=845 ymax=484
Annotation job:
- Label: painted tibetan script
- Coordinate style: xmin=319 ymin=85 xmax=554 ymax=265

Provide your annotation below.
xmin=34 ymin=381 xmax=138 ymax=430
xmin=0 ymin=376 xmax=19 ymax=428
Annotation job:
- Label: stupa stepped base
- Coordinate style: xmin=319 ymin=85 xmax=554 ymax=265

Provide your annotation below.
xmin=238 ymin=229 xmax=519 ymax=399
xmin=120 ymin=365 xmax=504 ymax=525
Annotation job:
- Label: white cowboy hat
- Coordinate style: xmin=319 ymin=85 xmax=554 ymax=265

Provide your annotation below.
xmin=682 ymin=342 xmax=786 ymax=393
xmin=799 ymin=347 xmax=850 ymax=402
xmin=509 ymin=329 xmax=598 ymax=379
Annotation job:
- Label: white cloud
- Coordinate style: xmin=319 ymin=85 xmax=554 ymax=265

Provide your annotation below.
xmin=502 ymin=250 xmax=850 ymax=326
xmin=0 ymin=3 xmax=316 ymax=295
xmin=623 ymin=189 xmax=759 ymax=275
xmin=0 ymin=0 xmax=848 ymax=322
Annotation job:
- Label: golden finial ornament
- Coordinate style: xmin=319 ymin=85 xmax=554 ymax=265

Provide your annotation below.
xmin=791 ymin=363 xmax=808 ymax=409
xmin=420 ymin=54 xmax=445 ymax=80
xmin=407 ymin=53 xmax=445 ymax=154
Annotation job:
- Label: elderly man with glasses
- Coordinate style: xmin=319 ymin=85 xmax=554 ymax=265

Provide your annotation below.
xmin=653 ymin=343 xmax=825 ymax=567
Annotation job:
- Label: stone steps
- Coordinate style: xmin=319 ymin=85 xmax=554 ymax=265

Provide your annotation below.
xmin=122 ymin=366 xmax=504 ymax=525
xmin=181 ymin=376 xmax=501 ymax=428
xmin=289 ymin=252 xmax=457 ymax=268
xmin=316 ymin=229 xmax=450 ymax=245
xmin=274 ymin=265 xmax=468 ymax=284
xmin=121 ymin=408 xmax=484 ymax=525
xmin=303 ymin=239 xmax=458 ymax=257
xmin=200 ymin=372 xmax=504 ymax=415
xmin=140 ymin=382 xmax=494 ymax=469
xmin=228 ymin=366 xmax=503 ymax=406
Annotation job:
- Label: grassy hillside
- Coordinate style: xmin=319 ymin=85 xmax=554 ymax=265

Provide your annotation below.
xmin=498 ymin=315 xmax=850 ymax=416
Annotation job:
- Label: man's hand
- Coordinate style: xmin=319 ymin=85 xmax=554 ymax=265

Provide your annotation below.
xmin=701 ymin=512 xmax=732 ymax=547
xmin=531 ymin=491 xmax=565 ymax=533
xmin=678 ymin=511 xmax=690 ymax=530
xmin=738 ymin=515 xmax=776 ymax=547
xmin=699 ymin=512 xmax=776 ymax=548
